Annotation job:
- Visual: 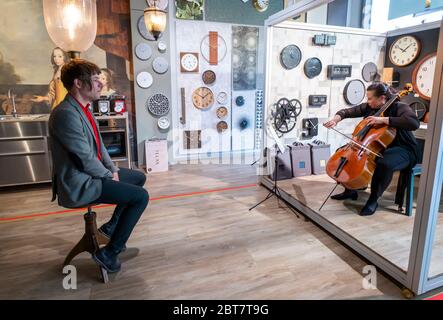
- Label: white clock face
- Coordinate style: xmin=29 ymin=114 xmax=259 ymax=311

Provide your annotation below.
xmin=217 ymin=92 xmax=228 ymax=104
xmin=135 ymin=42 xmax=152 ymax=61
xmin=136 ymin=71 xmax=153 ymax=89
xmin=99 ymin=101 xmax=109 ymax=113
xmin=254 ymin=0 xmax=269 ymax=11
xmin=414 ymin=54 xmax=436 ymax=100
xmin=181 ymin=53 xmax=198 ymax=72
xmin=158 ymin=116 xmax=170 ymax=130
xmin=152 ymin=57 xmax=169 ymax=74
xmin=389 ymin=36 xmax=421 ymax=67
xmin=114 ymin=101 xmax=125 ymax=113
xmin=158 ymin=41 xmax=167 ymax=53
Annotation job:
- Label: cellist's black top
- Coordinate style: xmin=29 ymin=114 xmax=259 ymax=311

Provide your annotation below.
xmin=336 ymin=101 xmax=421 ymax=161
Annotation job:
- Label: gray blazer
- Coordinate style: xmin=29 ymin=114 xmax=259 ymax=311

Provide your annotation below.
xmin=49 ymin=94 xmax=119 ymax=208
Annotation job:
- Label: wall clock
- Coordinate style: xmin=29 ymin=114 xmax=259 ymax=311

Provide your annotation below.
xmin=362 ymin=62 xmax=378 ymax=82
xmin=253 ymin=0 xmax=269 ymax=12
xmin=280 ymin=45 xmax=302 ymax=70
xmin=412 ymin=53 xmax=436 ymax=101
xmin=147 ymin=0 xmax=168 ymax=10
xmin=136 ymin=71 xmax=153 ymax=89
xmin=135 ymin=42 xmax=152 ymax=61
xmin=409 ymin=100 xmax=427 ymax=121
xmin=217 ymin=121 xmax=228 ymax=133
xmin=344 ymin=79 xmax=365 ymax=105
xmin=158 ymin=41 xmax=167 ymax=53
xmin=192 ymin=87 xmax=214 ymax=110
xmin=180 ymin=52 xmax=199 ymax=73
xmin=157 ymin=116 xmax=170 ymax=130
xmin=202 ymin=70 xmax=216 ymax=85
xmin=304 ymin=57 xmax=322 ymax=79
xmin=152 ymin=57 xmax=169 ymax=74
xmin=147 ymin=93 xmax=170 ymax=116
xmin=217 ymin=92 xmax=228 ymax=104
xmin=137 ymin=16 xmax=162 ymax=41
xmin=389 ymin=35 xmax=421 ymax=67
xmin=216 ymin=106 xmax=228 ymax=119
xmin=236 ymin=96 xmax=245 ymax=106
xmin=200 ymin=33 xmax=227 ymax=64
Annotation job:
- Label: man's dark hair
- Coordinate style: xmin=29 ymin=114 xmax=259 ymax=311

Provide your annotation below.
xmin=61 ymin=59 xmax=101 ymax=91
xmin=367 ymin=82 xmax=393 ymax=99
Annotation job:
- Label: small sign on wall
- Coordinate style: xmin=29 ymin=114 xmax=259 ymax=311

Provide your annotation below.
xmin=145 ymin=139 xmax=168 ymax=173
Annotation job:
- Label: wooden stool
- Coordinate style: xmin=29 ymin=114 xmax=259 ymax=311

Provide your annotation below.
xmin=395 ymin=164 xmax=422 ymax=216
xmin=63 ymin=205 xmax=110 ymax=283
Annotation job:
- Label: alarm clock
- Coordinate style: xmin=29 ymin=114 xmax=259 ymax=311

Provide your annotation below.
xmin=111 ymin=95 xmax=126 ymax=114
xmin=97 ymin=98 xmax=110 ymax=115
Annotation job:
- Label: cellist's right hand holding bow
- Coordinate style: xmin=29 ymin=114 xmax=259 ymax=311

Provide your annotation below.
xmin=323 ymin=115 xmax=342 ymax=128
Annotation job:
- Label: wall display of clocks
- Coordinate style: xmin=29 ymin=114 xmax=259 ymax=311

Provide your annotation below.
xmin=389 ymin=35 xmax=421 ymax=67
xmin=409 ymin=100 xmax=427 ymax=121
xmin=216 ymin=106 xmax=228 ymax=119
xmin=137 ymin=16 xmax=162 ymax=41
xmin=362 ymin=62 xmax=379 ymax=82
xmin=217 ymin=92 xmax=228 ymax=104
xmin=343 ymin=79 xmax=366 ymax=105
xmin=217 ymin=121 xmax=228 ymax=133
xmin=152 ymin=56 xmax=169 ymax=74
xmin=304 ymin=57 xmax=322 ymax=79
xmin=147 ymin=0 xmax=169 ymax=10
xmin=280 ymin=45 xmax=302 ymax=70
xmin=135 ymin=42 xmax=152 ymax=61
xmin=235 ymin=95 xmax=245 ymax=106
xmin=157 ymin=116 xmax=170 ymax=130
xmin=180 ymin=52 xmax=199 ymax=73
xmin=253 ymin=0 xmax=269 ymax=12
xmin=147 ymin=93 xmax=170 ymax=116
xmin=158 ymin=41 xmax=167 ymax=53
xmin=192 ymin=87 xmax=214 ymax=110
xmin=202 ymin=70 xmax=216 ymax=85
xmin=136 ymin=71 xmax=153 ymax=89
xmin=200 ymin=32 xmax=228 ymax=64
xmin=412 ymin=53 xmax=436 ymax=101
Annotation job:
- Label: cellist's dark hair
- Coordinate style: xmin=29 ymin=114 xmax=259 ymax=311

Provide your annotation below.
xmin=367 ymin=82 xmax=393 ymax=99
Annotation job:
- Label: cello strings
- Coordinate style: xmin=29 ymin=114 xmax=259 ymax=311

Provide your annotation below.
xmin=328 ymin=127 xmax=383 ymax=158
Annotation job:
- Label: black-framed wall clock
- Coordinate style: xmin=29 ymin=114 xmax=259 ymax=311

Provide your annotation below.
xmin=344 ymin=79 xmax=365 ymax=105
xmin=409 ymin=100 xmax=427 ymax=121
xmin=362 ymin=62 xmax=378 ymax=82
xmin=304 ymin=57 xmax=322 ymax=79
xmin=389 ymin=35 xmax=421 ymax=67
xmin=280 ymin=45 xmax=302 ymax=70
xmin=202 ymin=70 xmax=216 ymax=85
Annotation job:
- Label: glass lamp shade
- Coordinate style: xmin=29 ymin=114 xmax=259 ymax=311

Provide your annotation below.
xmin=43 ymin=0 xmax=97 ymax=53
xmin=143 ymin=6 xmax=167 ymax=40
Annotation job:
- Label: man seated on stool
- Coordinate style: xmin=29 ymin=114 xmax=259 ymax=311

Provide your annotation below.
xmin=323 ymin=83 xmax=420 ymax=216
xmin=49 ymin=59 xmax=149 ymax=273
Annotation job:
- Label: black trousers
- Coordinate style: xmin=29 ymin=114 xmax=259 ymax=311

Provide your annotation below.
xmin=369 ymin=146 xmax=416 ymax=200
xmin=94 ymin=167 xmax=148 ymax=253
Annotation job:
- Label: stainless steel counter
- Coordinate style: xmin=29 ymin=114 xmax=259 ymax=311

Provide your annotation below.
xmin=0 ymin=115 xmax=52 ymax=187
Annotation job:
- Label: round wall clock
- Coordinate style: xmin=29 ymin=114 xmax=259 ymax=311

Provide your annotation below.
xmin=158 ymin=41 xmax=167 ymax=53
xmin=409 ymin=100 xmax=427 ymax=121
xmin=192 ymin=87 xmax=214 ymax=110
xmin=135 ymin=42 xmax=152 ymax=61
xmin=412 ymin=53 xmax=436 ymax=101
xmin=217 ymin=121 xmax=228 ymax=133
xmin=152 ymin=57 xmax=169 ymax=74
xmin=217 ymin=92 xmax=228 ymax=104
xmin=389 ymin=35 xmax=421 ymax=67
xmin=147 ymin=94 xmax=170 ymax=116
xmin=253 ymin=0 xmax=269 ymax=12
xmin=344 ymin=79 xmax=366 ymax=105
xmin=280 ymin=45 xmax=302 ymax=70
xmin=136 ymin=71 xmax=153 ymax=89
xmin=200 ymin=34 xmax=227 ymax=64
xmin=202 ymin=70 xmax=216 ymax=85
xmin=304 ymin=57 xmax=322 ymax=79
xmin=137 ymin=16 xmax=162 ymax=41
xmin=216 ymin=106 xmax=228 ymax=119
xmin=362 ymin=62 xmax=378 ymax=82
xmin=236 ymin=96 xmax=245 ymax=106
xmin=147 ymin=0 xmax=168 ymax=10
xmin=157 ymin=116 xmax=170 ymax=130
xmin=180 ymin=52 xmax=199 ymax=73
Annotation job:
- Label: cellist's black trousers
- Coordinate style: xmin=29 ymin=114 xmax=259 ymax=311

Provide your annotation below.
xmin=369 ymin=146 xmax=416 ymax=200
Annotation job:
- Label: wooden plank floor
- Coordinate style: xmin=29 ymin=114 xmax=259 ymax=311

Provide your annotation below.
xmin=275 ymin=174 xmax=443 ymax=278
xmin=0 ymin=164 xmax=405 ymax=299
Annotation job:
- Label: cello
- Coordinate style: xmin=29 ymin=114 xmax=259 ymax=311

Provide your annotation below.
xmin=325 ymin=93 xmax=403 ymax=190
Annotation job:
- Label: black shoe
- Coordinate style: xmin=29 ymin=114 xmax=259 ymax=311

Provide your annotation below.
xmin=360 ymin=199 xmax=378 ymax=216
xmin=92 ymin=247 xmax=121 ymax=273
xmin=98 ymin=226 xmax=127 ymax=252
xmin=331 ymin=190 xmax=358 ymax=201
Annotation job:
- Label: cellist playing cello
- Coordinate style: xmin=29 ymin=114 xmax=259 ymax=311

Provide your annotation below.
xmin=323 ymin=82 xmax=420 ymax=216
